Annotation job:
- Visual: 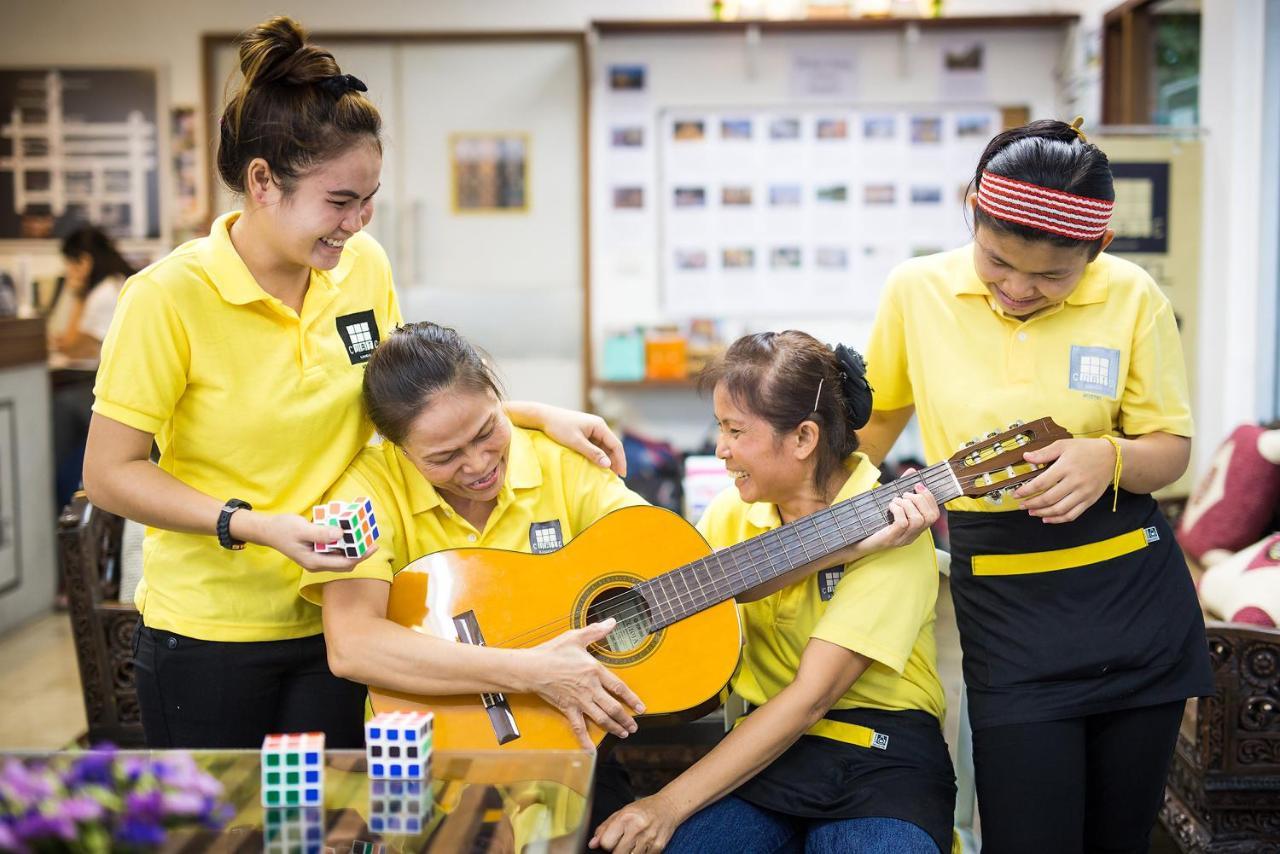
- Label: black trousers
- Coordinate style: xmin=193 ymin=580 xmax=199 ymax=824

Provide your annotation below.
xmin=973 ymin=699 xmax=1185 ymax=854
xmin=51 ymin=370 xmax=96 ymax=510
xmin=133 ymin=624 xmax=365 ymax=749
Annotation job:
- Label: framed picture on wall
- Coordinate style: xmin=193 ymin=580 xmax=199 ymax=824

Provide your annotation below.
xmin=170 ymin=106 xmax=207 ymax=241
xmin=0 ymin=67 xmax=162 ymax=241
xmin=450 ymin=133 xmax=529 ymax=213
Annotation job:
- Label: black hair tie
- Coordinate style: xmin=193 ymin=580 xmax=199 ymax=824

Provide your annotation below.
xmin=318 ymin=73 xmax=368 ymax=98
xmin=833 ymin=344 xmax=874 ymax=430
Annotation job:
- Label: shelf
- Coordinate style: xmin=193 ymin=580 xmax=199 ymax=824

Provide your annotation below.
xmin=591 ymin=15 xmax=1079 ymax=35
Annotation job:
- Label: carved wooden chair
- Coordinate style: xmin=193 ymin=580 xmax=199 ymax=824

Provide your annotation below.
xmin=1160 ymin=622 xmax=1280 ymax=853
xmin=58 ymin=492 xmax=145 ymax=747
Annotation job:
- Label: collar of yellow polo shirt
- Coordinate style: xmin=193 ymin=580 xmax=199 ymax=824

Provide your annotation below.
xmin=696 ymin=453 xmax=946 ymax=726
xmin=300 ymin=425 xmax=646 ymax=604
xmin=864 ymin=245 xmax=1192 ymax=513
xmin=93 ymin=211 xmax=400 ymax=641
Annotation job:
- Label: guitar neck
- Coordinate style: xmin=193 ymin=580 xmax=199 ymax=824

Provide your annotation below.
xmin=641 ymin=460 xmax=961 ymax=630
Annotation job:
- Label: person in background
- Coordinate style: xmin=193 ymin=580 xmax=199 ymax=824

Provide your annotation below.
xmin=49 ymin=225 xmax=133 ymax=509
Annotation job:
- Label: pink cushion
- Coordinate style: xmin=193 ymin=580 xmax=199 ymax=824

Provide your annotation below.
xmin=1178 ymin=425 xmax=1280 ymax=562
xmin=1199 ymin=534 xmax=1280 ymax=626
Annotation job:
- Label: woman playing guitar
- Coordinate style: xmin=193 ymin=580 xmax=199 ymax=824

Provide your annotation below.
xmin=591 ymin=331 xmax=953 ymax=854
xmin=299 ymin=321 xmax=938 ymax=838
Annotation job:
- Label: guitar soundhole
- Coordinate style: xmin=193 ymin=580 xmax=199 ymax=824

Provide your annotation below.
xmin=586 ymin=587 xmax=651 ymax=654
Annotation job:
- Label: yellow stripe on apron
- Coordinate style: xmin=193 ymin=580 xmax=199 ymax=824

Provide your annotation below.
xmin=734 ymin=714 xmax=889 ymax=750
xmin=971 ymin=527 xmax=1158 ymax=576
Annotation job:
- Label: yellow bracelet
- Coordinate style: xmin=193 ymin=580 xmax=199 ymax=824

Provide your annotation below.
xmin=1101 ymin=435 xmax=1123 ymax=512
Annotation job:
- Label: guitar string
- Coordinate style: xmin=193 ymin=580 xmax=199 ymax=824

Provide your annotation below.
xmin=489 ymin=454 xmax=1051 ymax=652
xmin=483 ymin=464 xmax=974 ymax=650
xmin=486 ymin=450 xmax=1050 ymax=650
xmin=487 ymin=466 xmax=952 ymax=646
xmin=485 ymin=458 xmax=1041 ymax=652
xmin=485 ymin=462 xmax=1002 ymax=650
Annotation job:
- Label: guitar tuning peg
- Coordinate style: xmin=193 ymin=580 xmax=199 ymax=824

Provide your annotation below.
xmin=1008 ymin=420 xmax=1025 ymax=429
xmin=986 ymin=490 xmax=1004 ymax=505
xmin=969 ymin=436 xmax=981 ymax=446
xmin=986 ymin=430 xmax=1000 ymax=439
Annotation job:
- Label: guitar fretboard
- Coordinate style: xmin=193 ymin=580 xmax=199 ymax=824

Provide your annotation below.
xmin=638 ymin=461 xmax=960 ymax=629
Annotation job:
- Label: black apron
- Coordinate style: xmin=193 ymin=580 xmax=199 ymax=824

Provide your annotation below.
xmin=948 ymin=488 xmax=1213 ymax=731
xmin=733 ymin=707 xmax=956 ymax=854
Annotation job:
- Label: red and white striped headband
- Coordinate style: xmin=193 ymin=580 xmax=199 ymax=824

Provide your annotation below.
xmin=977 ymin=171 xmax=1114 ymax=241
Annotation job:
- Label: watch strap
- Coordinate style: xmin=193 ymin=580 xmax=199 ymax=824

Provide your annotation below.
xmin=217 ymin=498 xmax=253 ymax=550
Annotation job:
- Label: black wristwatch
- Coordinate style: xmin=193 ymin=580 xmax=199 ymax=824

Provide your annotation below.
xmin=217 ymin=498 xmax=253 ymax=550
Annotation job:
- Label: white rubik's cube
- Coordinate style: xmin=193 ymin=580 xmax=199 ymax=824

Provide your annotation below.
xmin=365 ymin=711 xmax=433 ymax=780
xmin=313 ymin=498 xmax=379 ymax=558
xmin=368 ymin=779 xmax=432 ymax=835
xmin=263 ymin=806 xmax=324 ymax=854
xmin=261 ymin=732 xmax=325 ymax=808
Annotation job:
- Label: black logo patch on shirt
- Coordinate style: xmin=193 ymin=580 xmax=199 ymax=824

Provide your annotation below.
xmin=529 ymin=520 xmax=564 ymax=554
xmin=817 ymin=566 xmax=844 ymax=601
xmin=336 ymin=310 xmax=380 ymax=364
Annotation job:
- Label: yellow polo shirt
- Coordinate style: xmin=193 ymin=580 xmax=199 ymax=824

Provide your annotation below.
xmin=93 ymin=211 xmax=402 ymax=641
xmin=696 ymin=454 xmax=945 ymax=723
xmin=865 ymin=245 xmax=1193 ymax=512
xmin=300 ymin=426 xmax=646 ymax=602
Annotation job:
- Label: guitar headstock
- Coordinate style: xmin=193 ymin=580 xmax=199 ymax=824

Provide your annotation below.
xmin=946 ymin=417 xmax=1073 ymax=502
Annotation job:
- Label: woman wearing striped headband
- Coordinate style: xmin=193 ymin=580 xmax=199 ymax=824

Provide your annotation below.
xmin=859 ymin=118 xmax=1211 ymax=854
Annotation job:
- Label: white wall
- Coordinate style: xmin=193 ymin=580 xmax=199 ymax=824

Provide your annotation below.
xmin=1195 ymin=0 xmax=1276 ymax=463
xmin=0 ymin=1 xmax=1079 ymax=105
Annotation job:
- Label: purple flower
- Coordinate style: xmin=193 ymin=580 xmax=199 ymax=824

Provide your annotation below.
xmin=125 ymin=789 xmax=164 ymax=821
xmin=0 ymin=821 xmax=27 ymax=854
xmin=13 ymin=811 xmax=77 ymax=842
xmin=58 ymin=794 xmax=106 ymax=822
xmin=160 ymin=791 xmax=205 ymax=816
xmin=0 ymin=760 xmax=56 ymax=809
xmin=68 ymin=747 xmax=117 ymax=786
xmin=117 ymin=815 xmax=167 ymax=847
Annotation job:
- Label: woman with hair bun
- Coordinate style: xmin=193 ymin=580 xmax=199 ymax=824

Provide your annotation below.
xmin=592 ymin=331 xmax=952 ymax=854
xmin=859 ymin=118 xmax=1213 ymax=852
xmin=82 ymin=16 xmax=629 ymax=749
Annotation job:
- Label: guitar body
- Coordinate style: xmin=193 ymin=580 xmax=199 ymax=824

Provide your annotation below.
xmin=368 ymin=505 xmax=743 ymax=751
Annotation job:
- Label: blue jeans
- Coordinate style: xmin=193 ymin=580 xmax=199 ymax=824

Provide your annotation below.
xmin=666 ymin=795 xmax=938 ymax=854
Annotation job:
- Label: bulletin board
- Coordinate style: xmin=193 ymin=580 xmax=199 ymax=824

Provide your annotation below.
xmin=653 ymin=104 xmax=999 ymax=317
xmin=589 ymin=17 xmax=1079 ymax=360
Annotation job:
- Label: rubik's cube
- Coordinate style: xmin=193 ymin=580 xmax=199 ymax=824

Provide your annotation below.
xmin=313 ymin=498 xmax=379 ymax=558
xmin=261 ymin=732 xmax=325 ymax=807
xmin=368 ymin=778 xmax=433 ymax=835
xmin=263 ymin=806 xmax=324 ymax=854
xmin=365 ymin=711 xmax=433 ymax=780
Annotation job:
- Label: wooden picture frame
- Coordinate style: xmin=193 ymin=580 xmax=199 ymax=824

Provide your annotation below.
xmin=449 ymin=132 xmax=530 ymax=214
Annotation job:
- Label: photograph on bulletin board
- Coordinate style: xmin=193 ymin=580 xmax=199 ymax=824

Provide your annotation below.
xmin=451 ymin=133 xmax=529 ymax=213
xmin=653 ymin=105 xmax=999 ymax=318
xmin=0 ymin=68 xmax=161 ymax=241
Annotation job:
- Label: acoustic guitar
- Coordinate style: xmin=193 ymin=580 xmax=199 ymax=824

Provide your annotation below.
xmin=370 ymin=417 xmax=1071 ymax=751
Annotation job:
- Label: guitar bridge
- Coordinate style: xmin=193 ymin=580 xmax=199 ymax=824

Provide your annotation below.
xmin=453 ymin=611 xmax=521 ymax=745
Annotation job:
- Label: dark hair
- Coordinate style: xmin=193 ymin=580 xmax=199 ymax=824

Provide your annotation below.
xmin=363 ymin=322 xmax=504 ymax=446
xmin=970 ymin=118 xmax=1114 ymax=257
xmin=217 ymin=16 xmax=382 ymax=195
xmin=60 ymin=226 xmax=135 ymax=293
xmin=699 ymin=331 xmax=873 ymax=489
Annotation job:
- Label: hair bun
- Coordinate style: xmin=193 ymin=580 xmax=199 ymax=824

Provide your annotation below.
xmin=833 ymin=344 xmax=874 ymax=430
xmin=238 ymin=16 xmax=339 ymax=88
